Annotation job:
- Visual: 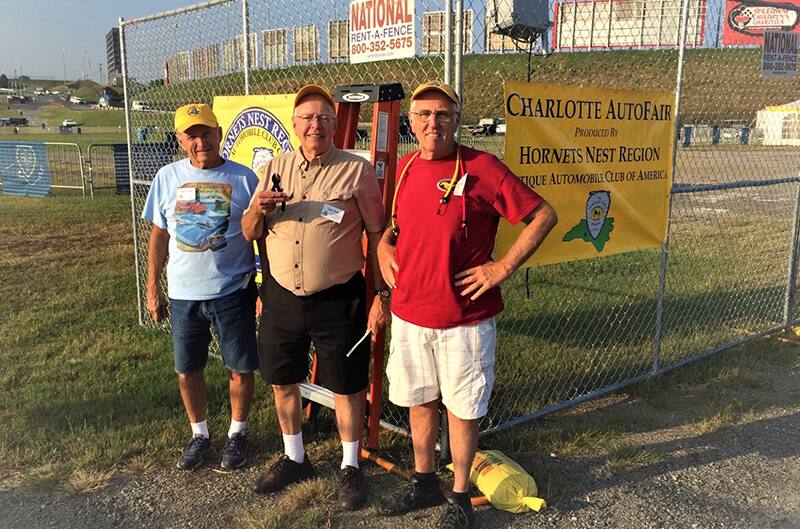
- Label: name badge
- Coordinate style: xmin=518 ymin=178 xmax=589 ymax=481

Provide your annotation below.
xmin=453 ymin=173 xmax=468 ymax=196
xmin=177 ymin=187 xmax=196 ymax=201
xmin=321 ymin=203 xmax=345 ymax=224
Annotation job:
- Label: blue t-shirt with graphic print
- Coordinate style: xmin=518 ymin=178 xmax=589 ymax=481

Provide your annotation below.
xmin=142 ymin=158 xmax=259 ymax=301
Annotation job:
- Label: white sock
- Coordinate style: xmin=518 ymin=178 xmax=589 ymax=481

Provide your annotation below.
xmin=341 ymin=440 xmax=360 ymax=469
xmin=191 ymin=420 xmax=209 ymax=439
xmin=228 ymin=419 xmax=247 ymax=437
xmin=282 ymin=432 xmax=304 ymax=463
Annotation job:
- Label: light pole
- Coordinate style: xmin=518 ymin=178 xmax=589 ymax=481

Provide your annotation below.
xmin=62 ymin=48 xmax=67 ymax=85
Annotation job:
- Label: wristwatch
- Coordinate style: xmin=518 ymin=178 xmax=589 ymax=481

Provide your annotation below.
xmin=375 ymin=288 xmax=391 ymax=301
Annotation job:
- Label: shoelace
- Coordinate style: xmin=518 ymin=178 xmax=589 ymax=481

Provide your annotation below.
xmin=340 ymin=467 xmax=361 ymax=486
xmin=224 ymin=436 xmax=242 ymax=456
xmin=438 ymin=502 xmax=470 ymax=529
xmin=270 ymin=454 xmax=295 ymax=473
xmin=186 ymin=435 xmax=208 ymax=451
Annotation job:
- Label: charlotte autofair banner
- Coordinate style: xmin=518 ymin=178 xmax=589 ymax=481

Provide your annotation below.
xmin=213 ymin=94 xmax=301 ymax=283
xmin=497 ymin=81 xmax=675 ymax=267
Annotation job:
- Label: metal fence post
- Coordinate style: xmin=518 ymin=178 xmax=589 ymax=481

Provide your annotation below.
xmin=242 ymin=0 xmax=250 ymax=95
xmin=120 ymin=16 xmax=144 ymax=327
xmin=651 ymin=0 xmax=691 ymax=374
xmin=444 ymin=0 xmax=453 ymax=85
xmin=783 ymin=183 xmax=800 ymax=331
xmin=454 ymin=0 xmax=463 ymax=143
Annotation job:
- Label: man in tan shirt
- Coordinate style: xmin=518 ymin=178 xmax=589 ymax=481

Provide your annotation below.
xmin=242 ymin=84 xmax=389 ymax=510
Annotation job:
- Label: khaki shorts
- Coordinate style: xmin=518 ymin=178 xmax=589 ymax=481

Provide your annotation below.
xmin=386 ymin=314 xmax=496 ymax=420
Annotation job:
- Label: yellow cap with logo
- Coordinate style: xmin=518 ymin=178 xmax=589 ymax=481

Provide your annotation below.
xmin=293 ymin=84 xmax=336 ymax=110
xmin=174 ymin=103 xmax=219 ymax=133
xmin=410 ymin=82 xmax=460 ymax=107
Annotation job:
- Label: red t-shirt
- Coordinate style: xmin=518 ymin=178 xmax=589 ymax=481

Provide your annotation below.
xmin=390 ymin=146 xmax=542 ymax=329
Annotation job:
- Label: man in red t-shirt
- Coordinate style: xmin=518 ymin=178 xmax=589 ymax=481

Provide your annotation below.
xmin=377 ymin=82 xmax=557 ymax=529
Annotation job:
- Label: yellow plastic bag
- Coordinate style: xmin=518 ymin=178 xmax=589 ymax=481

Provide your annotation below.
xmin=448 ymin=449 xmax=546 ymax=513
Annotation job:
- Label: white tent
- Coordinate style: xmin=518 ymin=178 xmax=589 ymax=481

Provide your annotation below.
xmin=756 ymin=100 xmax=800 ymax=146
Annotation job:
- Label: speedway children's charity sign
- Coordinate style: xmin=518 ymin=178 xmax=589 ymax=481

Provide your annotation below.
xmin=722 ymin=0 xmax=800 ymax=46
xmin=497 ymin=81 xmax=676 ymax=267
xmin=349 ymin=0 xmax=415 ymax=64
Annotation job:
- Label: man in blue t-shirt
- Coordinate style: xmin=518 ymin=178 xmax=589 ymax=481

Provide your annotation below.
xmin=142 ymin=103 xmax=264 ymax=471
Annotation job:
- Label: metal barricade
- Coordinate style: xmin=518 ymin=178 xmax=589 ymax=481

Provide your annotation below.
xmin=87 ymin=143 xmax=131 ymax=196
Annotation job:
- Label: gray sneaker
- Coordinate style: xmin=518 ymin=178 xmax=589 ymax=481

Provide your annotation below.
xmin=177 ymin=434 xmax=211 ymax=470
xmin=221 ymin=432 xmax=248 ymax=470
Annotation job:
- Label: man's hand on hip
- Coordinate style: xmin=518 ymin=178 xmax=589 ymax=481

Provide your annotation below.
xmin=454 ymin=261 xmax=512 ymax=301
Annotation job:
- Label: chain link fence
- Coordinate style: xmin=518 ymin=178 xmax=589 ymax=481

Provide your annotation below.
xmin=122 ymin=0 xmax=800 ymax=440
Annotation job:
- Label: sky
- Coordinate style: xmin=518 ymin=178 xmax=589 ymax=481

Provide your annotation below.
xmin=0 ymin=0 xmax=191 ymax=82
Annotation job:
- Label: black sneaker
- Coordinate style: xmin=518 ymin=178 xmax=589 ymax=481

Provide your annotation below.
xmin=437 ymin=496 xmax=476 ymax=529
xmin=379 ymin=476 xmax=445 ymax=516
xmin=338 ymin=465 xmax=367 ymax=510
xmin=220 ymin=432 xmax=248 ymax=470
xmin=252 ymin=454 xmax=315 ymax=494
xmin=177 ymin=434 xmax=211 ymax=470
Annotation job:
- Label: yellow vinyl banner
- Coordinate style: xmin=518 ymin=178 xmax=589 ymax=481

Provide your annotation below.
xmin=213 ymin=94 xmax=300 ymax=177
xmin=497 ymin=81 xmax=675 ymax=267
xmin=213 ymin=94 xmax=300 ymax=284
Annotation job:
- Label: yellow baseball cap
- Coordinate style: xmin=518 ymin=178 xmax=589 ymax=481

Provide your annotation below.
xmin=294 ymin=84 xmax=336 ymax=110
xmin=410 ymin=82 xmax=460 ymax=106
xmin=174 ymin=103 xmax=219 ymax=133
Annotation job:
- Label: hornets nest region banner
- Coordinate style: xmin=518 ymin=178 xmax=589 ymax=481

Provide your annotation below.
xmin=498 ymin=81 xmax=675 ymax=267
xmin=213 ymin=94 xmax=301 ymax=282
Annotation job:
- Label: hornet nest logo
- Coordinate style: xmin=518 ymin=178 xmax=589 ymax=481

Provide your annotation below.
xmin=221 ymin=107 xmax=293 ymax=175
xmin=15 ymin=145 xmax=45 ymax=186
xmin=562 ymin=190 xmax=614 ymax=252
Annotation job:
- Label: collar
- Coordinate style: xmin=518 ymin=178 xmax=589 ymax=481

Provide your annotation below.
xmin=296 ymin=145 xmax=338 ymax=170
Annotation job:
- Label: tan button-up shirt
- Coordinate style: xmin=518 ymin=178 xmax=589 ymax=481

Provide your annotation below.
xmin=249 ymin=146 xmax=385 ymax=296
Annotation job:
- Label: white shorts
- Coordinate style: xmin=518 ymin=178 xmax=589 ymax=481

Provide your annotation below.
xmin=386 ymin=314 xmax=496 ymax=420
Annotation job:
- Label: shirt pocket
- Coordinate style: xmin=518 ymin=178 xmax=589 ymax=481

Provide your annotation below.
xmin=317 ymin=187 xmax=356 ymax=227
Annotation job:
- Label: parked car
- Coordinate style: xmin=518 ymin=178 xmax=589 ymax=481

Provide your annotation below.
xmin=62 ymin=119 xmax=77 ymax=127
xmin=467 ymin=117 xmax=500 ymax=136
xmin=132 ymin=100 xmax=151 ymax=111
xmin=69 ymin=96 xmax=83 ymax=104
xmin=496 ymin=118 xmax=506 ymax=135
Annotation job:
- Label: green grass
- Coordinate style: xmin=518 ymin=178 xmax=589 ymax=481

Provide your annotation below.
xmin=38 ymin=105 xmax=126 ymax=127
xmin=0 ymin=193 xmax=278 ymax=490
xmin=0 ymin=131 xmax=128 ymax=150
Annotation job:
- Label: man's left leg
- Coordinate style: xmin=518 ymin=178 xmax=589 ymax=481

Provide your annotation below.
xmin=334 ymin=391 xmax=367 ymax=510
xmin=221 ymin=370 xmax=255 ymax=469
xmin=213 ymin=280 xmax=259 ymax=470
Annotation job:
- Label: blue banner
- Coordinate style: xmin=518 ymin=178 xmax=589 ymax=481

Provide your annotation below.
xmin=0 ymin=141 xmax=51 ymax=197
xmin=111 ymin=144 xmax=130 ymax=194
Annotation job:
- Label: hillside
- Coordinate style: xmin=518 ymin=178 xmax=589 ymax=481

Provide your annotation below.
xmin=129 ymin=48 xmax=797 ymax=125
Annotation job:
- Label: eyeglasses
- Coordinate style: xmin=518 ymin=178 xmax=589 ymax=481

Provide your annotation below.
xmin=294 ymin=114 xmax=336 ymax=124
xmin=409 ymin=110 xmax=458 ymax=123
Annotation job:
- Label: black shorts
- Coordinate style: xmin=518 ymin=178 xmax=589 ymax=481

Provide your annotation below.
xmin=258 ymin=272 xmax=370 ymax=395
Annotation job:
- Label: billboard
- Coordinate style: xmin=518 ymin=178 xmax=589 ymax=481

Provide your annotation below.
xmin=553 ymin=0 xmax=706 ymax=50
xmin=722 ymin=0 xmax=800 ymax=45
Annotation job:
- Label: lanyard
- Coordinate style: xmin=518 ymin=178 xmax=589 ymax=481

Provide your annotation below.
xmin=390 ymin=145 xmax=467 ymax=240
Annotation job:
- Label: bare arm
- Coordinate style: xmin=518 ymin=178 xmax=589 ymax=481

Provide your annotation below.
xmin=377 ymin=227 xmax=399 ymax=289
xmin=146 ymin=224 xmax=170 ymax=322
xmin=366 ymin=230 xmax=390 ymax=340
xmin=455 ymin=200 xmax=558 ymax=300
